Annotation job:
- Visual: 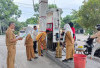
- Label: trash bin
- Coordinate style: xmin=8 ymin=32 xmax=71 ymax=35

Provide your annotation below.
xmin=73 ymin=54 xmax=87 ymax=68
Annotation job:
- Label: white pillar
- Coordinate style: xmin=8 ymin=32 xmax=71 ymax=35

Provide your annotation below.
xmin=39 ymin=0 xmax=48 ymax=32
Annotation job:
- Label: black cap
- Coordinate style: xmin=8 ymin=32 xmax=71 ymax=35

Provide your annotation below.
xmin=69 ymin=22 xmax=73 ymax=27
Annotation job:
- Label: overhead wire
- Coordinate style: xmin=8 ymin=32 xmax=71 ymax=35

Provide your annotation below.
xmin=14 ymin=2 xmax=33 ymax=6
xmin=14 ymin=1 xmax=74 ymax=10
xmin=14 ymin=1 xmax=75 ymax=17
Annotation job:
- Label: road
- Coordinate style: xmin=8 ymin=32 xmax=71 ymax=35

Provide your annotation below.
xmin=0 ymin=35 xmax=61 ymax=68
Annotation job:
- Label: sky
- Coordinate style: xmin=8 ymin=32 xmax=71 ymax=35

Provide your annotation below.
xmin=13 ymin=0 xmax=84 ymax=22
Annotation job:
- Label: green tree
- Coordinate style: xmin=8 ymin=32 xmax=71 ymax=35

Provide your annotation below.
xmin=0 ymin=0 xmax=21 ymax=34
xmin=48 ymin=4 xmax=57 ymax=9
xmin=61 ymin=10 xmax=82 ymax=31
xmin=77 ymin=0 xmax=100 ymax=34
xmin=34 ymin=4 xmax=39 ymax=12
xmin=0 ymin=0 xmax=21 ymax=20
xmin=22 ymin=17 xmax=39 ymax=27
xmin=61 ymin=15 xmax=82 ymax=29
xmin=71 ymin=10 xmax=82 ymax=30
xmin=62 ymin=15 xmax=72 ymax=24
xmin=25 ymin=17 xmax=38 ymax=25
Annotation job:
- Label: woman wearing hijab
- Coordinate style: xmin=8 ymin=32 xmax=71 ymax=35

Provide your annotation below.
xmin=25 ymin=27 xmax=38 ymax=61
xmin=62 ymin=24 xmax=75 ymax=62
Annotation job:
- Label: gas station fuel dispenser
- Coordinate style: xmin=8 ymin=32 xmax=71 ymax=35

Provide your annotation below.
xmin=46 ymin=8 xmax=64 ymax=51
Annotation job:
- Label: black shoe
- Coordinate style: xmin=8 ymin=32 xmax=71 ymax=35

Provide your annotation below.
xmin=34 ymin=57 xmax=38 ymax=59
xmin=62 ymin=59 xmax=69 ymax=62
xmin=41 ymin=54 xmax=43 ymax=56
xmin=69 ymin=58 xmax=73 ymax=60
xmin=34 ymin=51 xmax=38 ymax=54
xmin=28 ymin=59 xmax=32 ymax=61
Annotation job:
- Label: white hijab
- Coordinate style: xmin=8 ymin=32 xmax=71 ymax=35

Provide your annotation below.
xmin=64 ymin=24 xmax=73 ymax=37
xmin=25 ymin=26 xmax=33 ymax=38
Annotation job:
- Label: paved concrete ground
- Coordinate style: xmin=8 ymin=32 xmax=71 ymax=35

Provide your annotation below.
xmin=46 ymin=34 xmax=100 ymax=68
xmin=47 ymin=48 xmax=100 ymax=68
xmin=0 ymin=34 xmax=100 ymax=68
xmin=0 ymin=35 xmax=61 ymax=68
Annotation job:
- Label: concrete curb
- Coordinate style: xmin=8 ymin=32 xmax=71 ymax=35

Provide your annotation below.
xmin=43 ymin=50 xmax=74 ymax=68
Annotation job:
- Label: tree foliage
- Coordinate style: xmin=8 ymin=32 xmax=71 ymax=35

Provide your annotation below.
xmin=23 ymin=17 xmax=38 ymax=27
xmin=34 ymin=4 xmax=39 ymax=12
xmin=60 ymin=9 xmax=82 ymax=32
xmin=48 ymin=4 xmax=57 ymax=9
xmin=77 ymin=0 xmax=100 ymax=31
xmin=0 ymin=0 xmax=21 ymax=34
xmin=0 ymin=0 xmax=21 ymax=20
xmin=62 ymin=15 xmax=72 ymax=24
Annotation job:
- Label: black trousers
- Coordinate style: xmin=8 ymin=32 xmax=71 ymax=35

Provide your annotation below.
xmin=33 ymin=41 xmax=37 ymax=52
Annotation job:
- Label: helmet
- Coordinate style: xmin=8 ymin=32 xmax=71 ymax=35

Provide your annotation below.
xmin=97 ymin=24 xmax=100 ymax=27
xmin=97 ymin=26 xmax=100 ymax=31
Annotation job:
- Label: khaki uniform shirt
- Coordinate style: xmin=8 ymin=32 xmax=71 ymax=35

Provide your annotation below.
xmin=91 ymin=31 xmax=100 ymax=43
xmin=25 ymin=34 xmax=33 ymax=46
xmin=36 ymin=32 xmax=46 ymax=42
xmin=6 ymin=27 xmax=16 ymax=46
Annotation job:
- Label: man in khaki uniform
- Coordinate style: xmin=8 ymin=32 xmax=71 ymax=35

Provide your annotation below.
xmin=6 ymin=22 xmax=22 ymax=68
xmin=90 ymin=26 xmax=100 ymax=59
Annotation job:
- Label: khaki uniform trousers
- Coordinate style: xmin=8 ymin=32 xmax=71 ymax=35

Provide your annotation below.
xmin=7 ymin=45 xmax=16 ymax=68
xmin=38 ymin=40 xmax=46 ymax=56
xmin=26 ymin=46 xmax=35 ymax=60
xmin=38 ymin=41 xmax=41 ymax=56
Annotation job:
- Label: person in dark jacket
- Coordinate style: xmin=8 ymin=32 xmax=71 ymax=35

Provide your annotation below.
xmin=69 ymin=22 xmax=76 ymax=41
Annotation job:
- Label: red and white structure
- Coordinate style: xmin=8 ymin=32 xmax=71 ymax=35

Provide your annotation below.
xmin=39 ymin=0 xmax=62 ymax=43
xmin=46 ymin=8 xmax=62 ymax=42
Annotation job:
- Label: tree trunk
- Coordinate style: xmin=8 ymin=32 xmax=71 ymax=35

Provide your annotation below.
xmin=0 ymin=22 xmax=2 ymax=35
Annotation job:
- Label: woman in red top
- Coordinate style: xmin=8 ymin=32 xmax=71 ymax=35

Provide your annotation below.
xmin=69 ymin=22 xmax=76 ymax=41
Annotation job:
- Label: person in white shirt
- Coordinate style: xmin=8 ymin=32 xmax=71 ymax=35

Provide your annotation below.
xmin=33 ymin=26 xmax=38 ymax=53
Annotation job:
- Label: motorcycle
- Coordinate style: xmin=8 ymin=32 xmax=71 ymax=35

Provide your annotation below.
xmin=84 ymin=36 xmax=100 ymax=58
xmin=83 ymin=36 xmax=94 ymax=55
